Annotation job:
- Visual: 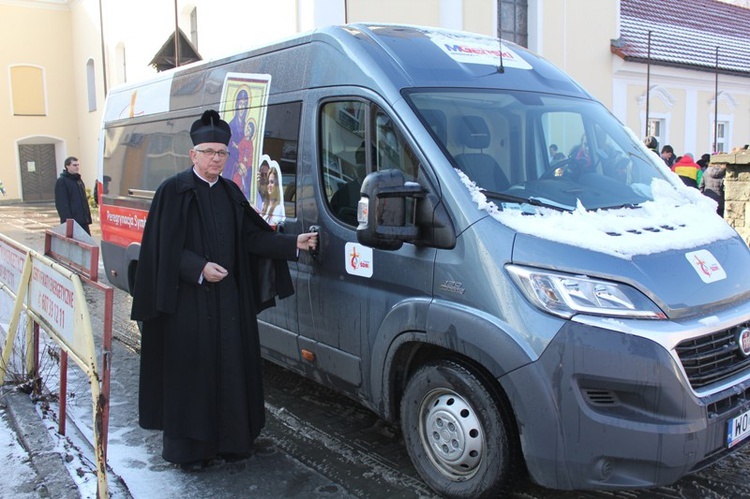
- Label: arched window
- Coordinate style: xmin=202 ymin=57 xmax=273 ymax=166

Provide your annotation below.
xmin=86 ymin=58 xmax=97 ymax=112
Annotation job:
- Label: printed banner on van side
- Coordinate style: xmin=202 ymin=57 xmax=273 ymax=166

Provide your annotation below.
xmin=220 ymin=73 xmax=272 ymax=209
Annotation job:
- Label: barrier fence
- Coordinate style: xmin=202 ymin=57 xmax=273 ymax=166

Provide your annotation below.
xmin=0 ymin=220 xmax=113 ymax=498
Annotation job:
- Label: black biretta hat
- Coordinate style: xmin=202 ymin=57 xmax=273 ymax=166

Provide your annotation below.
xmin=190 ymin=110 xmax=231 ymax=146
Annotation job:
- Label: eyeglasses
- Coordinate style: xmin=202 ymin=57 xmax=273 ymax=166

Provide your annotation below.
xmin=195 ymin=148 xmax=230 ymax=159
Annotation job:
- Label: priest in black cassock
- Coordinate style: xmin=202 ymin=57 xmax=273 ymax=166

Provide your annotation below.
xmin=131 ymin=110 xmax=317 ymax=469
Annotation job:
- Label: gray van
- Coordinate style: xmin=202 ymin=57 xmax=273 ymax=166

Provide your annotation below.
xmin=99 ymin=23 xmax=750 ymax=497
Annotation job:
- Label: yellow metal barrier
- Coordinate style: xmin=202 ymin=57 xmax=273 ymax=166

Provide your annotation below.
xmin=0 ymin=232 xmax=109 ymax=498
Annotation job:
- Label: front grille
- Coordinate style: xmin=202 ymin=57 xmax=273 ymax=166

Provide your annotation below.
xmin=675 ymin=322 xmax=750 ymax=390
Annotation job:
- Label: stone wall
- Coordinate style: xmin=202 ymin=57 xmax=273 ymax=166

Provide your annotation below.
xmin=715 ymin=151 xmax=750 ymax=245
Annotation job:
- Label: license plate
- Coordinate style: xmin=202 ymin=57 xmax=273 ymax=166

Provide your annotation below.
xmin=727 ymin=408 xmax=750 ymax=448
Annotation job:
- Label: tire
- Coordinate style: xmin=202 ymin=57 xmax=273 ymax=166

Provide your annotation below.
xmin=400 ymin=359 xmax=519 ymax=498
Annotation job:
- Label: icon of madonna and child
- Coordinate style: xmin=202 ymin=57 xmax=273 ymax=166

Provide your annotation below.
xmin=221 ymin=77 xmax=285 ymax=227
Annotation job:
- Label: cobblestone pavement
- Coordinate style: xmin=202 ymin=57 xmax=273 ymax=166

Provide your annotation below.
xmin=2 ymin=202 xmax=750 ymax=498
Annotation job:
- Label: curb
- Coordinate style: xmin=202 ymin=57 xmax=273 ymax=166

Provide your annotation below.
xmin=2 ymin=390 xmax=81 ymax=499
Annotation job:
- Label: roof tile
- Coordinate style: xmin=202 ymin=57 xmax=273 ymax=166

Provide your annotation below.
xmin=617 ymin=0 xmax=750 ymax=74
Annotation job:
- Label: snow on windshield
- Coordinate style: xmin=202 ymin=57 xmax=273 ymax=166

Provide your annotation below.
xmin=458 ymin=170 xmax=736 ymax=260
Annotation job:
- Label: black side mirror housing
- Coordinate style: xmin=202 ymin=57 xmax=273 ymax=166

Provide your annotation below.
xmin=356 ymin=169 xmax=424 ymax=251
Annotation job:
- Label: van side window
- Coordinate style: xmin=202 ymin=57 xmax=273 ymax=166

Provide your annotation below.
xmin=321 ymin=100 xmax=419 ymax=226
xmin=321 ymin=101 xmax=368 ymax=225
xmin=374 ymin=110 xmax=419 ymax=181
xmin=261 ymin=102 xmax=301 ymax=219
xmin=145 ymin=132 xmax=193 ymax=188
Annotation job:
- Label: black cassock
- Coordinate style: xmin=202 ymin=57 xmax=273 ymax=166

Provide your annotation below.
xmin=131 ymin=168 xmax=297 ymax=464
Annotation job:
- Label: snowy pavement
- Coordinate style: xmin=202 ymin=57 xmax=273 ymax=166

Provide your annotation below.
xmin=0 ymin=395 xmax=50 ymax=499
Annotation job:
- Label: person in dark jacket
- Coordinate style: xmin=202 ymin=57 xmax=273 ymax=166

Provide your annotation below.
xmin=699 ymin=162 xmax=726 ymax=217
xmin=131 ymin=110 xmax=317 ymax=470
xmin=660 ymin=144 xmax=676 ymax=167
xmin=643 ymin=135 xmax=660 ymax=156
xmin=54 ymin=156 xmax=92 ymax=234
xmin=696 ymin=153 xmax=711 ymax=172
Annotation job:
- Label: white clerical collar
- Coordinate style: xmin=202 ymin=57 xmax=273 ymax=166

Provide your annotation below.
xmin=192 ymin=167 xmax=219 ymax=187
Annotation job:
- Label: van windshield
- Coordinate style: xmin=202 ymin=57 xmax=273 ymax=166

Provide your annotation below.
xmin=407 ymin=90 xmax=674 ymax=211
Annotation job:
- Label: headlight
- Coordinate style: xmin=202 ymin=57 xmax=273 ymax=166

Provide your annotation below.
xmin=506 ymin=264 xmax=665 ymax=320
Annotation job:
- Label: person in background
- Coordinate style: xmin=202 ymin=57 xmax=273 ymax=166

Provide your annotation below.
xmin=643 ymin=135 xmax=659 ymax=156
xmin=671 ymin=153 xmax=702 ymax=188
xmin=54 ymin=156 xmax=92 ymax=235
xmin=131 ymin=110 xmax=317 ymax=470
xmin=699 ymin=160 xmax=726 ymax=217
xmin=661 ymin=145 xmax=676 ymax=167
xmin=549 ymin=144 xmax=559 ymax=161
xmin=696 ymin=153 xmax=711 ymax=172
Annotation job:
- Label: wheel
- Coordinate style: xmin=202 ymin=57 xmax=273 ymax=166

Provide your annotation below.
xmin=400 ymin=359 xmax=519 ymax=498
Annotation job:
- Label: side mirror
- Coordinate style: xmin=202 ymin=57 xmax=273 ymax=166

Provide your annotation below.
xmin=356 ymin=169 xmax=424 ymax=251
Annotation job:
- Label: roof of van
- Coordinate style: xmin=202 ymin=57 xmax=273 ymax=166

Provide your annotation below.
xmin=314 ymin=23 xmax=591 ymax=96
xmin=104 ymin=24 xmax=593 ymax=124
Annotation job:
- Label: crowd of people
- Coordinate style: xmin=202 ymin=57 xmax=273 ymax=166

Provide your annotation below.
xmin=643 ymin=136 xmax=750 ymax=218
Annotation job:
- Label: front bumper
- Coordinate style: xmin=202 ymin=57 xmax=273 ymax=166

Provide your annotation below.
xmin=500 ymin=310 xmax=750 ymax=490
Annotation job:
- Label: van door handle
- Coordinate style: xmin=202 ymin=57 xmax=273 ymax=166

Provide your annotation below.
xmin=308 ymin=225 xmax=321 ymax=259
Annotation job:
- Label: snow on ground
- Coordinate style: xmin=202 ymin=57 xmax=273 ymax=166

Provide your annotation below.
xmin=0 ymin=404 xmax=40 ymax=499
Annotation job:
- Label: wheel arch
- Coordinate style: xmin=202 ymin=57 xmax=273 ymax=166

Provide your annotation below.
xmin=371 ymin=299 xmax=536 ymax=423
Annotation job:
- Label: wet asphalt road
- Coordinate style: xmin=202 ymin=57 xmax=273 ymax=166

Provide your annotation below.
xmin=2 ymin=201 xmax=750 ymax=498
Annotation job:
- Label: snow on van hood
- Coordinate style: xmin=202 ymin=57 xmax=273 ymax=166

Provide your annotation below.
xmin=458 ymin=170 xmax=737 ymax=260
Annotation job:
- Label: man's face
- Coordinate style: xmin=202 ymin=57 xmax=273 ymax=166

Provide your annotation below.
xmin=191 ymin=142 xmax=229 ymax=182
xmin=66 ymin=160 xmax=80 ymax=174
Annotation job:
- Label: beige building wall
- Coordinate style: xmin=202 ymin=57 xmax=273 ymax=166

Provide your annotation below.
xmin=347 ymin=0 xmax=495 ymax=36
xmin=71 ymin=2 xmax=109 ymax=187
xmin=462 ymin=0 xmax=496 ymax=35
xmin=0 ymin=3 xmax=79 ymax=202
xmin=348 ymin=0 xmax=442 ymax=26
xmin=534 ymin=0 xmax=618 ymax=107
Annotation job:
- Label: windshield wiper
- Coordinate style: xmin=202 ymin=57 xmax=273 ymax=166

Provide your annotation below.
xmin=480 ymin=189 xmax=573 ymax=212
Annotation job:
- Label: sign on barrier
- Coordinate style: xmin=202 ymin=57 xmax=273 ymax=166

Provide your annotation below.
xmin=0 ymin=230 xmax=110 ymax=498
xmin=0 ymin=237 xmax=26 ymax=297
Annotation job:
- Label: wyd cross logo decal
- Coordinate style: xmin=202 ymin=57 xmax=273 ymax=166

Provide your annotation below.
xmin=345 ymin=242 xmax=373 ymax=278
xmin=685 ymin=249 xmax=727 ymax=284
